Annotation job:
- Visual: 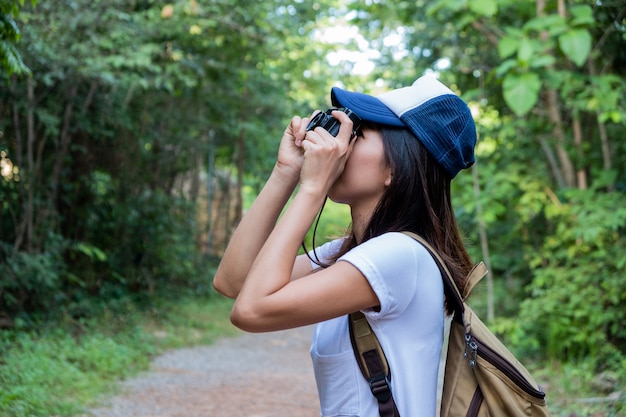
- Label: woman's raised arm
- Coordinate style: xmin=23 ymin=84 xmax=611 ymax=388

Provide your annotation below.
xmin=213 ymin=115 xmax=311 ymax=298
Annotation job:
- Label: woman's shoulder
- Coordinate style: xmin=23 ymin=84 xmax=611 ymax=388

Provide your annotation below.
xmin=361 ymin=231 xmax=429 ymax=252
xmin=343 ymin=232 xmax=442 ymax=317
xmin=344 ymin=232 xmax=432 ymax=264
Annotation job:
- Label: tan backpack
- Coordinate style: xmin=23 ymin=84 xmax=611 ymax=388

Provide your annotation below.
xmin=349 ymin=232 xmax=550 ymax=417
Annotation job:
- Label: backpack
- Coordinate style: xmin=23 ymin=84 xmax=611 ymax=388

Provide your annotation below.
xmin=349 ymin=232 xmax=550 ymax=417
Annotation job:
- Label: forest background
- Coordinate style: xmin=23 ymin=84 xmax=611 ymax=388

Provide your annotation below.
xmin=1 ymin=0 xmax=625 ymax=416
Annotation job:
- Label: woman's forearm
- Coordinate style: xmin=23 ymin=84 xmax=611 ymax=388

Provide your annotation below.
xmin=230 ymin=119 xmax=353 ymax=303
xmin=212 ymin=166 xmax=299 ymax=298
xmin=230 ymin=186 xmax=328 ymax=330
xmin=245 ymin=187 xmax=324 ymax=290
xmin=227 ymin=111 xmax=358 ymax=331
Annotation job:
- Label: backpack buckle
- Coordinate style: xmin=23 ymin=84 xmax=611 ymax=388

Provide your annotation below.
xmin=369 ymin=374 xmax=392 ymax=402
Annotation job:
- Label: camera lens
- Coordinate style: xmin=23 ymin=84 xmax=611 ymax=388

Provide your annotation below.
xmin=305 ymin=108 xmax=361 ymax=138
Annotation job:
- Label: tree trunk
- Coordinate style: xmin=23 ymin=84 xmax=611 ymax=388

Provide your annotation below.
xmin=588 ymin=57 xmax=614 ymax=191
xmin=25 ymin=79 xmax=36 ymax=251
xmin=545 ymin=89 xmax=576 ymax=188
xmin=596 ymin=116 xmax=612 ymax=190
xmin=572 ymin=116 xmax=587 ymax=190
xmin=537 ymin=135 xmax=566 ymax=189
xmin=11 ymin=79 xmax=25 ymax=254
xmin=537 ymin=0 xmax=576 ymax=189
xmin=472 ymin=163 xmax=494 ymax=321
xmin=50 ymin=84 xmax=78 ymax=227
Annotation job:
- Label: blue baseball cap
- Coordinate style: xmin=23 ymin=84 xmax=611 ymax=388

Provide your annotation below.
xmin=331 ymin=76 xmax=477 ymax=178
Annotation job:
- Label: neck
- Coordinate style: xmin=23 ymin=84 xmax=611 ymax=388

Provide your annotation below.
xmin=350 ymin=202 xmax=377 ymax=244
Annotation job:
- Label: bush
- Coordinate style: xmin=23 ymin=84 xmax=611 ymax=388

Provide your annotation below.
xmin=0 ymin=234 xmax=67 ymax=325
xmin=0 ymin=328 xmax=153 ymax=417
xmin=516 ymin=189 xmax=626 ymax=366
xmin=0 ymin=293 xmax=235 ymax=417
xmin=1 ymin=168 xmax=212 ymax=325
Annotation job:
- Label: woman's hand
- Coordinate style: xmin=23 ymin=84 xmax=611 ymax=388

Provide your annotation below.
xmin=214 ymin=113 xmax=313 ymax=299
xmin=273 ymin=114 xmax=312 ymax=185
xmin=299 ymin=110 xmax=356 ymax=196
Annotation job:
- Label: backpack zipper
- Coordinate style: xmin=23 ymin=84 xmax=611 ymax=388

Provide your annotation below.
xmin=465 ymin=334 xmax=546 ymax=400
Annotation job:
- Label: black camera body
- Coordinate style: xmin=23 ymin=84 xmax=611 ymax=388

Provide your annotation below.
xmin=305 ymin=107 xmax=362 ymax=138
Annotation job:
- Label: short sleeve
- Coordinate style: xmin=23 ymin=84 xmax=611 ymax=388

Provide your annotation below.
xmin=308 ymin=237 xmax=347 ymax=269
xmin=338 ymin=232 xmax=426 ymax=318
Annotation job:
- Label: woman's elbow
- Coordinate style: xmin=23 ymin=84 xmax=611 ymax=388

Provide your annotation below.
xmin=212 ymin=274 xmax=238 ymax=299
xmin=230 ymin=304 xmax=255 ymax=332
xmin=230 ymin=302 xmax=270 ymax=333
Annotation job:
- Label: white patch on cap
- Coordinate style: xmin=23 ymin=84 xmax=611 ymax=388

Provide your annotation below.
xmin=376 ymin=76 xmax=455 ymax=118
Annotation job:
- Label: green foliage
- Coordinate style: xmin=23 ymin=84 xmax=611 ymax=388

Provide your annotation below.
xmin=0 ymin=293 xmax=235 ymax=417
xmin=141 ymin=294 xmax=239 ymax=349
xmin=530 ymin=359 xmax=626 ymax=416
xmin=518 ymin=189 xmax=626 ymax=363
xmin=0 ymin=0 xmax=37 ymax=77
xmin=491 ymin=3 xmax=597 ymax=116
xmin=373 ymin=0 xmax=626 ymax=371
xmin=0 ymin=37 xmax=29 ymax=77
xmin=1 ymin=0 xmax=348 ymax=325
xmin=502 ymin=72 xmax=541 ymax=116
xmin=0 ymin=327 xmax=153 ymax=416
xmin=0 ymin=234 xmax=66 ymax=323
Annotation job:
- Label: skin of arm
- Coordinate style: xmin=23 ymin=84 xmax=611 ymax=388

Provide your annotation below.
xmin=212 ymin=167 xmax=308 ymax=299
xmin=227 ymin=111 xmax=379 ymax=333
xmin=213 ymin=114 xmax=311 ymax=299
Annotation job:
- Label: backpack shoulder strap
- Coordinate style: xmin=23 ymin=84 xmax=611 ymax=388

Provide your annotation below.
xmin=463 ymin=261 xmax=488 ymax=301
xmin=349 ymin=311 xmax=400 ymax=417
xmin=401 ymin=233 xmax=488 ymax=325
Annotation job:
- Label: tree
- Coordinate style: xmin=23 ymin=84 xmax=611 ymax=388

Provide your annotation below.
xmin=348 ymin=0 xmax=626 ymax=363
xmin=0 ymin=0 xmax=37 ymax=78
xmin=0 ymin=0 xmax=361 ymax=323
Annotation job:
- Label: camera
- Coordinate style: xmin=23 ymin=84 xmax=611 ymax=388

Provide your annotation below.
xmin=305 ymin=107 xmax=362 ymax=139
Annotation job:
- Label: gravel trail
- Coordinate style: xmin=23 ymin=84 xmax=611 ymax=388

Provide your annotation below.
xmin=86 ymin=326 xmax=320 ymax=417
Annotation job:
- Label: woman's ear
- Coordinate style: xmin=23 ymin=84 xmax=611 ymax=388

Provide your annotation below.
xmin=384 ymin=168 xmax=392 ymax=187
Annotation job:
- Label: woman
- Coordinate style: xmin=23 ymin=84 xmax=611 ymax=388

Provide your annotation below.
xmin=213 ymin=75 xmax=477 ymax=417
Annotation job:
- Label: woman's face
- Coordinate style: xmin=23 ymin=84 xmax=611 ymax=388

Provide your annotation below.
xmin=328 ymin=127 xmax=391 ymax=210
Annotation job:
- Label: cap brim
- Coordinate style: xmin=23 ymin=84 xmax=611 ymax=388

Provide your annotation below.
xmin=331 ymin=87 xmax=404 ymax=127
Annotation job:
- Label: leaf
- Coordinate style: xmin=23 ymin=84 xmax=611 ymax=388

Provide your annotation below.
xmin=517 ymin=38 xmax=534 ymax=63
xmin=426 ymin=0 xmax=463 ymax=16
xmin=502 ymin=72 xmax=541 ymax=116
xmin=469 ymin=0 xmax=498 ymax=17
xmin=529 ymin=55 xmax=556 ymax=68
xmin=523 ymin=15 xmax=566 ymax=35
xmin=569 ymin=5 xmax=595 ymax=27
xmin=599 ymin=110 xmax=622 ymax=124
xmin=498 ymin=36 xmax=518 ymax=59
xmin=74 ymin=242 xmax=107 ymax=262
xmin=0 ymin=40 xmax=31 ymax=76
xmin=495 ymin=59 xmax=517 ymax=76
xmin=558 ymin=29 xmax=591 ymax=67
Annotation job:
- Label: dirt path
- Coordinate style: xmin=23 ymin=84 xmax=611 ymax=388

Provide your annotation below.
xmin=86 ymin=326 xmax=320 ymax=417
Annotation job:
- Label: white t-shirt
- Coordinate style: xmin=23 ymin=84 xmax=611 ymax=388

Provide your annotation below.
xmin=309 ymin=232 xmax=444 ymax=417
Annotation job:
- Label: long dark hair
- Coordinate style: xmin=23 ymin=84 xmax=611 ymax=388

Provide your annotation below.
xmin=328 ymin=124 xmax=473 ymax=313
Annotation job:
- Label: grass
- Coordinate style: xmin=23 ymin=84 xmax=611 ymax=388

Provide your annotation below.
xmin=533 ymin=360 xmax=626 ymax=417
xmin=139 ymin=294 xmax=240 ymax=350
xmin=0 ymin=293 xmax=238 ymax=417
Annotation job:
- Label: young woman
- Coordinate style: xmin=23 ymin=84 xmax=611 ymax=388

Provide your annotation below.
xmin=213 ymin=75 xmax=477 ymax=417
